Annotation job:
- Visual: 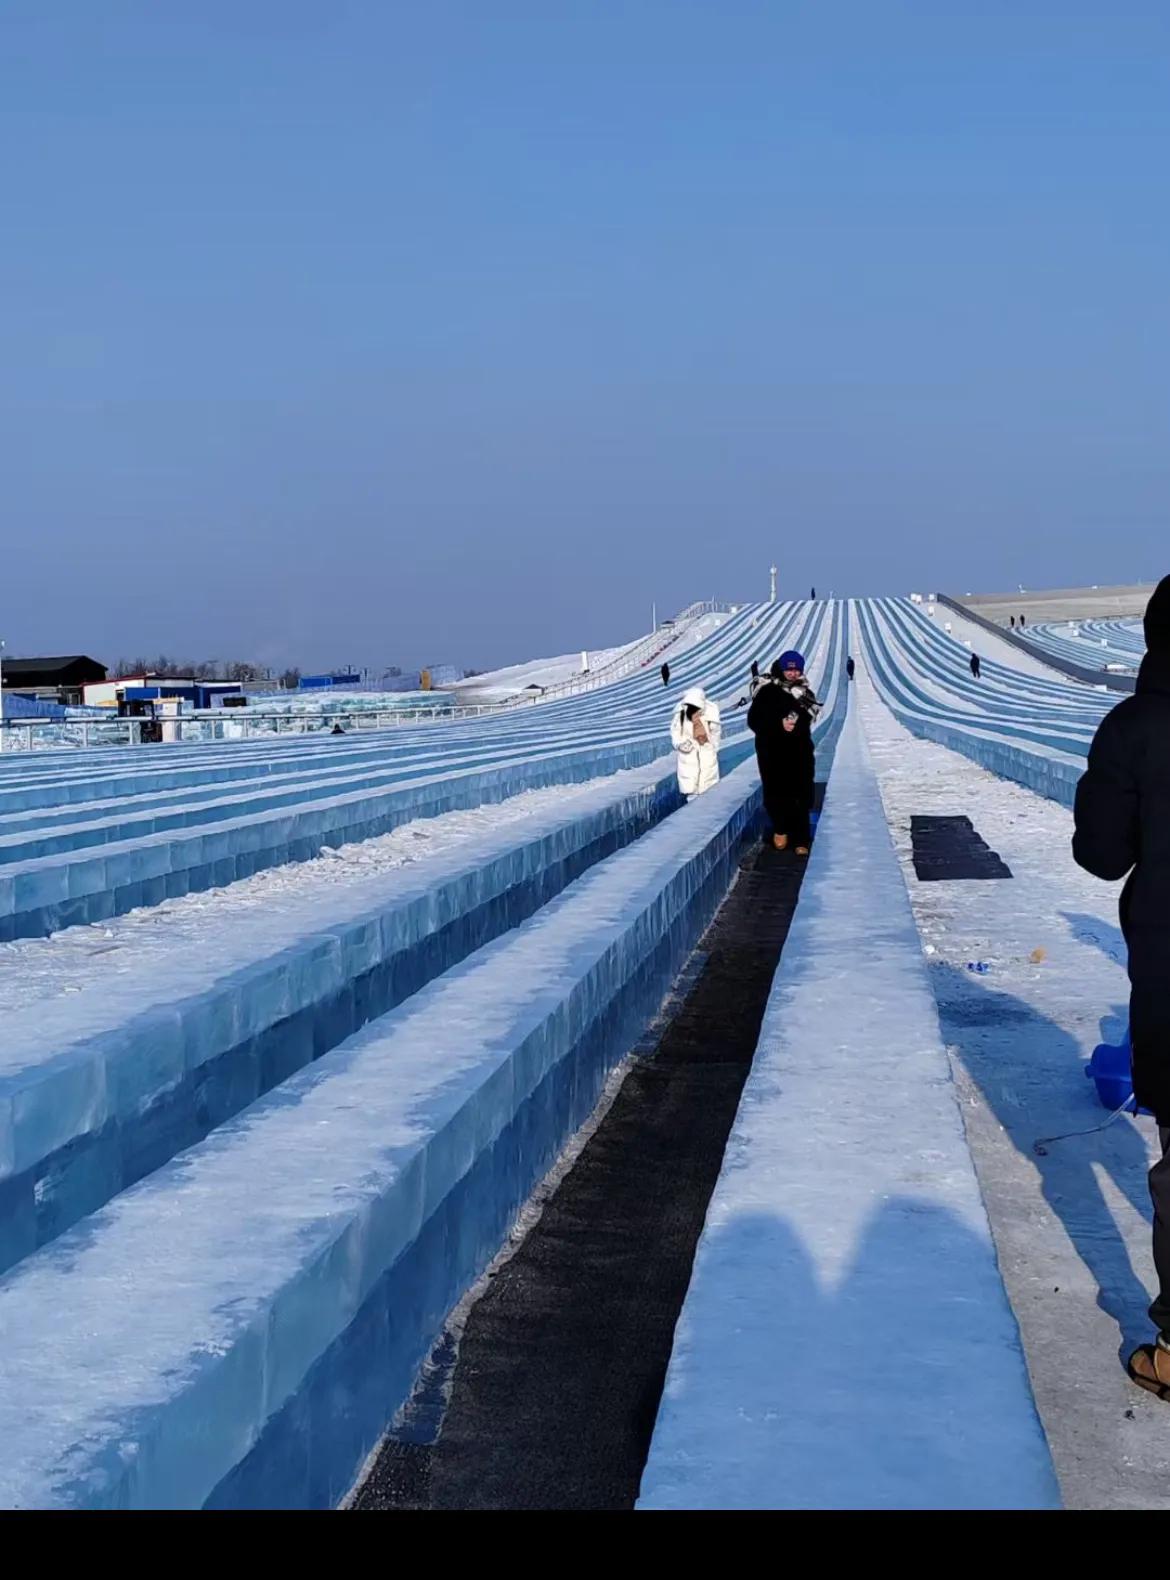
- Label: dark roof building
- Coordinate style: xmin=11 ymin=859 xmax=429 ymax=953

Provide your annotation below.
xmin=1 ymin=656 xmax=107 ymax=690
xmin=2 ymin=656 xmax=108 ymax=703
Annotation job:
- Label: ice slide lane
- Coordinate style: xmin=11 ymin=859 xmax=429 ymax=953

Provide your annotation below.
xmin=0 ymin=597 xmax=840 ymax=1497
xmin=1023 ymin=618 xmax=1144 ymax=673
xmin=0 ymin=608 xmax=834 ymax=1272
xmin=638 ymin=700 xmax=1059 ymax=1510
xmin=0 ymin=758 xmax=769 ymax=1510
xmin=0 ymin=612 xmax=845 ymax=1510
xmin=871 ymin=599 xmax=1110 ymax=731
xmin=0 ymin=605 xmax=826 ymax=939
xmin=0 ymin=599 xmax=804 ymax=812
xmin=353 ymin=820 xmax=837 ymax=1508
xmin=856 ymin=599 xmax=1105 ymax=809
xmin=354 ymin=639 xmax=849 ymax=1510
xmin=0 ymin=756 xmax=693 ymax=1274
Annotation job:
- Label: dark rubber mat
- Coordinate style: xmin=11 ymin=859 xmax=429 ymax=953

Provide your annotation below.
xmin=353 ymin=800 xmax=821 ymax=1511
xmin=910 ymin=814 xmax=1012 ymax=882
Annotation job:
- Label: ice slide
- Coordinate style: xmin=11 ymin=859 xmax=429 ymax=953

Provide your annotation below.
xmin=638 ymin=601 xmax=1100 ymax=1509
xmin=0 ymin=603 xmax=846 ymax=1507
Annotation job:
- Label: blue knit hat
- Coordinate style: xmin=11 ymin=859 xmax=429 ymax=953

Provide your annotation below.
xmin=778 ymin=650 xmax=805 ymax=672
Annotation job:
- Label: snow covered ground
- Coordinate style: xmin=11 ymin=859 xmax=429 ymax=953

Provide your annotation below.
xmin=448 ymin=636 xmax=647 ymax=701
xmin=856 ymin=659 xmax=1170 ymax=1509
xmin=0 ymin=772 xmax=629 ymax=1018
xmin=449 ymin=611 xmax=737 ymax=703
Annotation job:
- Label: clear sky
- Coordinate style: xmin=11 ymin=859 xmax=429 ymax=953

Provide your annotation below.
xmin=2 ymin=2 xmax=1167 ymax=671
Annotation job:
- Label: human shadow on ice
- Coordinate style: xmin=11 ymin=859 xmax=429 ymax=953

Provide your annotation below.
xmin=1060 ymin=910 xmax=1128 ymax=973
xmin=656 ymin=1202 xmax=1056 ymax=1509
xmin=933 ymin=962 xmax=1154 ymax=1357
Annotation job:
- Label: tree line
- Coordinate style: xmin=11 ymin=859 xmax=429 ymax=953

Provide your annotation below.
xmin=111 ymin=656 xmax=302 ymax=689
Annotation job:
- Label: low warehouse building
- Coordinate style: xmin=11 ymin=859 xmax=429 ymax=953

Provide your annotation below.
xmin=1 ymin=655 xmax=107 ymax=706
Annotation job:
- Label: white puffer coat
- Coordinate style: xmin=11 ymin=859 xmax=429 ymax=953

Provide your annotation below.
xmin=670 ymin=687 xmax=722 ymax=797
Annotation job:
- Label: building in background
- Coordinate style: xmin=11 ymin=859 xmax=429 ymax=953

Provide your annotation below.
xmin=297 ymin=671 xmax=363 ymax=691
xmin=2 ymin=655 xmax=107 ymax=706
xmin=83 ymin=675 xmax=244 ymax=710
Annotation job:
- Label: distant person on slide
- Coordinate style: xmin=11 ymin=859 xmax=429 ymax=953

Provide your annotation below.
xmin=671 ymin=687 xmax=721 ymax=801
xmin=1073 ymin=574 xmax=1170 ymax=1399
xmin=748 ymin=651 xmax=819 ymax=855
xmin=661 ymin=661 xmax=671 ymax=687
xmin=970 ymin=653 xmax=982 ymax=680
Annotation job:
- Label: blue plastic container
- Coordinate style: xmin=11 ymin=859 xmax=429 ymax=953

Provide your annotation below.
xmin=1086 ymin=1029 xmax=1152 ymax=1114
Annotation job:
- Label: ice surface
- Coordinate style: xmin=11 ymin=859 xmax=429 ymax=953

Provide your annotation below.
xmin=1025 ymin=617 xmax=1145 ymax=673
xmin=0 ymin=601 xmax=832 ymax=939
xmin=0 ymin=774 xmax=638 ymax=1019
xmin=0 ymin=761 xmax=688 ymax=1271
xmin=0 ymin=600 xmax=850 ymax=1505
xmin=638 ymin=697 xmax=1059 ymax=1511
xmin=0 ymin=757 xmax=766 ymax=1509
xmin=857 ymin=598 xmax=1110 ymax=806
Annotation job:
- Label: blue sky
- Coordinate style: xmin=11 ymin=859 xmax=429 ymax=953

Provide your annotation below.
xmin=2 ymin=2 xmax=1166 ymax=670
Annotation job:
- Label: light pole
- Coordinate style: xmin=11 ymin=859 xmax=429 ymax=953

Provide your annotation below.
xmin=0 ymin=638 xmax=5 ymax=753
xmin=770 ymin=565 xmax=777 ymax=604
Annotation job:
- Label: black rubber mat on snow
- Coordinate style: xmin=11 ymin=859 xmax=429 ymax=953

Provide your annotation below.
xmin=353 ymin=802 xmax=821 ymax=1512
xmin=910 ymin=814 xmax=1012 ymax=882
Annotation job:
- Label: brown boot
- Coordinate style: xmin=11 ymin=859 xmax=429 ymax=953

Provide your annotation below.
xmin=772 ymin=833 xmax=788 ymax=851
xmin=1128 ymin=1342 xmax=1170 ymax=1401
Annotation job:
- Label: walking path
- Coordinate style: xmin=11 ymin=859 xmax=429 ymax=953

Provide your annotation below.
xmin=856 ymin=661 xmax=1170 ymax=1509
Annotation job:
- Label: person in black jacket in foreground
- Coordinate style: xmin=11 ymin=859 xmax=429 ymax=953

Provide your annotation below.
xmin=748 ymin=651 xmax=819 ymax=854
xmin=1074 ymin=574 xmax=1170 ymax=1399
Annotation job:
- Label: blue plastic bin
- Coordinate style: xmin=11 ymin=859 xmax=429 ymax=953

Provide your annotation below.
xmin=1086 ymin=1030 xmax=1152 ymax=1115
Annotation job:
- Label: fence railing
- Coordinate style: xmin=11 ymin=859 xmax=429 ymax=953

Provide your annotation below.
xmin=0 ymin=701 xmax=530 ymax=753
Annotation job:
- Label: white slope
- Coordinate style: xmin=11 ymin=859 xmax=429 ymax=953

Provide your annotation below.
xmin=856 ymin=661 xmax=1170 ymax=1509
xmin=448 ymin=635 xmax=649 ymax=701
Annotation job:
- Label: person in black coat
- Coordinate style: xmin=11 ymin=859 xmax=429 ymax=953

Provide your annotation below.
xmin=1074 ymin=574 xmax=1170 ymax=1397
xmin=748 ymin=653 xmax=816 ymax=853
xmin=970 ymin=653 xmax=982 ymax=680
xmin=660 ymin=662 xmax=670 ymax=687
xmin=846 ymin=656 xmax=856 ymax=682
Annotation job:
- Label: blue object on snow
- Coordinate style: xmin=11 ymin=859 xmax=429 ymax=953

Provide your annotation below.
xmin=966 ymin=960 xmax=990 ymax=974
xmin=1086 ymin=1029 xmax=1152 ymax=1114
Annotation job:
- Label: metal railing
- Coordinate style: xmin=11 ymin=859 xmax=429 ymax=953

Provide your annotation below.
xmin=0 ymin=697 xmax=550 ymax=752
xmin=0 ymin=717 xmax=147 ymax=752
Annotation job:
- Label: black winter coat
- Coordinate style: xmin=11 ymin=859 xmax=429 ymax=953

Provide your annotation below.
xmin=1074 ymin=644 xmax=1170 ymax=1122
xmin=747 ymin=682 xmax=815 ymax=787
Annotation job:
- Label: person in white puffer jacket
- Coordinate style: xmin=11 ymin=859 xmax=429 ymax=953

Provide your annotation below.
xmin=670 ymin=685 xmax=722 ymax=799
